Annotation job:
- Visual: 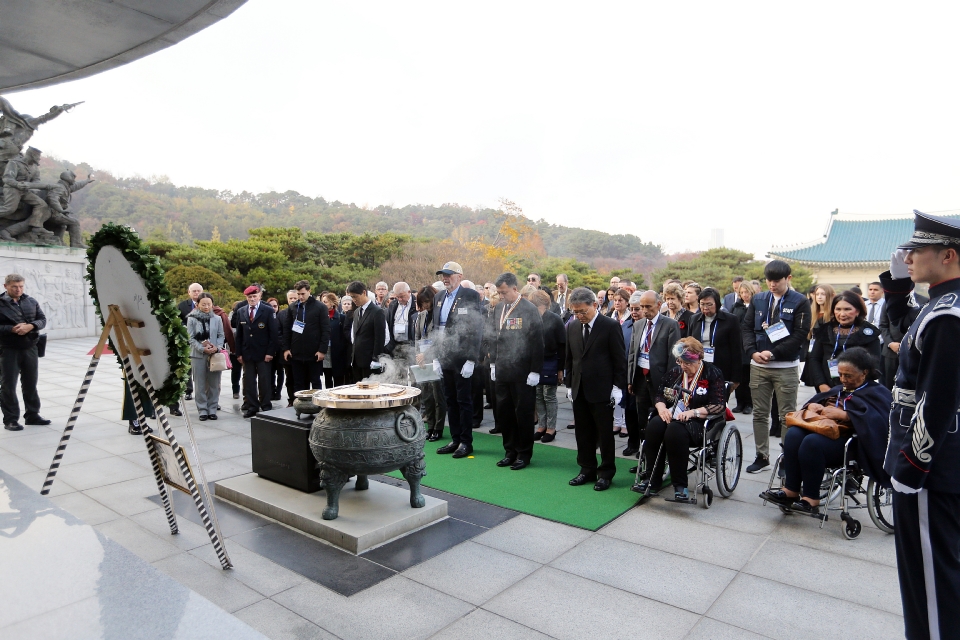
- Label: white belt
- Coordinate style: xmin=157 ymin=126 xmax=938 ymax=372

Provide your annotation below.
xmin=892 ymin=387 xmax=916 ymax=407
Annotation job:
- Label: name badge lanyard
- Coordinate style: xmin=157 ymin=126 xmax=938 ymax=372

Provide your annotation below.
xmin=673 ymin=362 xmax=703 ymax=417
xmin=641 ymin=322 xmax=654 ymax=354
xmin=702 ymin=318 xmax=718 ymax=346
xmin=767 ymin=295 xmax=785 ymax=328
xmin=836 ymin=381 xmax=869 ymax=409
xmin=831 ymin=326 xmax=854 ymax=358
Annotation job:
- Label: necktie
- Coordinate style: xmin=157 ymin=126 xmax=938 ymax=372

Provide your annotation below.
xmin=249 ymin=306 xmax=255 ymax=322
xmin=868 ymin=303 xmax=876 ymax=324
xmin=642 ymin=323 xmax=652 ymax=375
xmin=357 ymin=306 xmax=364 ymax=323
xmin=583 ymin=323 xmax=590 ymax=344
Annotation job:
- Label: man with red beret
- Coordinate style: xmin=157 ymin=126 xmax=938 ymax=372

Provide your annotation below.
xmin=235 ymin=284 xmax=279 ymax=418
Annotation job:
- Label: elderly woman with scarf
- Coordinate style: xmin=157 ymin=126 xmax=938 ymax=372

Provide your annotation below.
xmin=635 ymin=336 xmax=727 ymax=502
xmin=187 ymin=293 xmax=225 ymax=420
xmin=761 ymin=347 xmax=891 ymax=515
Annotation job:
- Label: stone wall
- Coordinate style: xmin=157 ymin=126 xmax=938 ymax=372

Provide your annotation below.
xmin=0 ymin=245 xmax=98 ymax=339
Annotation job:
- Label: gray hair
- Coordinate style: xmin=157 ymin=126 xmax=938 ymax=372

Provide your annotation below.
xmin=375 ymin=281 xmax=388 ymax=289
xmin=628 ymin=291 xmax=644 ymax=305
xmin=4 ymin=273 xmax=24 ymax=285
xmin=557 ymin=273 xmax=568 ymax=283
xmin=568 ymin=287 xmax=597 ymax=306
xmin=392 ymin=281 xmax=410 ymax=294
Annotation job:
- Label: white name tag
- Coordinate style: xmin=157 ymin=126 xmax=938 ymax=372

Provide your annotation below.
xmin=638 ymin=354 xmax=650 ymax=370
xmin=394 ymin=322 xmax=407 ymax=339
xmin=292 ymin=320 xmax=305 ymax=334
xmin=828 ymin=359 xmax=839 ymax=378
xmin=458 ymin=308 xmax=468 ymax=315
xmin=809 ymin=338 xmax=815 ymax=353
xmin=765 ymin=321 xmax=789 ymax=342
xmin=703 ymin=346 xmax=715 ymax=363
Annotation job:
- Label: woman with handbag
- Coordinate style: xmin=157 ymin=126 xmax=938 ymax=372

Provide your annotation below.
xmin=187 ymin=293 xmax=226 ymax=421
xmin=760 ymin=347 xmax=891 ymax=515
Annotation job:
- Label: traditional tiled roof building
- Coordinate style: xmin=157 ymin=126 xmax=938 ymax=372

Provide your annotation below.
xmin=769 ymin=210 xmax=960 ymax=291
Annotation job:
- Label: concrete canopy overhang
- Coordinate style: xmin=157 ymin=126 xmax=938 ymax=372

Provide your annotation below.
xmin=1 ymin=0 xmax=246 ymax=93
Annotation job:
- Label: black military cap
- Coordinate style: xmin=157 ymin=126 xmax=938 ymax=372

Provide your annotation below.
xmin=898 ymin=210 xmax=960 ymax=250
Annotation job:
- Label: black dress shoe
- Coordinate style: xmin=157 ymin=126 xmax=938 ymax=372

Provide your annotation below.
xmin=483 ymin=403 xmax=492 ymax=409
xmin=618 ymin=430 xmax=629 ymax=438
xmin=533 ymin=431 xmax=545 ymax=441
xmin=425 ymin=430 xmax=439 ymax=442
xmin=198 ymin=415 xmax=208 ymax=421
xmin=272 ymin=394 xmax=282 ymax=401
xmin=569 ymin=473 xmax=597 ymax=486
xmin=761 ymin=489 xmax=796 ymax=507
xmin=208 ymin=414 xmax=218 ymax=420
xmin=169 ymin=408 xmax=183 ymax=417
xmin=622 ymin=447 xmax=639 ymax=457
xmin=742 ymin=405 xmax=753 ymax=415
xmin=233 ymin=392 xmax=240 ymax=399
xmin=437 ymin=442 xmax=459 ymax=454
xmin=242 ymin=409 xmax=257 ymax=419
xmin=452 ymin=444 xmax=473 ymax=458
xmin=566 ymin=424 xmax=576 ymax=429
xmin=540 ymin=432 xmax=556 ymax=443
xmin=594 ymin=478 xmax=612 ymax=491
xmin=791 ymin=500 xmax=820 ymax=515
xmin=4 ymin=422 xmax=23 ymax=431
xmin=128 ymin=420 xmax=142 ymax=435
xmin=769 ymin=424 xmax=782 ymax=438
xmin=496 ymin=457 xmax=515 ymax=467
xmin=489 ymin=427 xmax=501 ymax=434
xmin=510 ymin=459 xmax=529 ymax=470
xmin=261 ymin=403 xmax=273 ymax=412
xmin=731 ymin=405 xmax=743 ymax=414
xmin=472 ymin=421 xmax=483 ymax=429
xmin=25 ymin=416 xmax=51 ymax=426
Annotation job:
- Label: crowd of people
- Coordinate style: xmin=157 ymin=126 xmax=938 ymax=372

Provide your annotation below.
xmin=155 ymin=256 xmax=908 ymax=498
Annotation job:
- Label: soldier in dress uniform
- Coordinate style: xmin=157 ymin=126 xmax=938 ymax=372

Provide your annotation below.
xmin=881 ymin=210 xmax=960 ymax=640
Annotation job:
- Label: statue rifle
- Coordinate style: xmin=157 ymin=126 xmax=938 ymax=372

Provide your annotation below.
xmin=61 ymin=101 xmax=84 ymax=112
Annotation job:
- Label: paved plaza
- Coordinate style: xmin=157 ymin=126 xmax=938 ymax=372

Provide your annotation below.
xmin=0 ymin=338 xmax=904 ymax=639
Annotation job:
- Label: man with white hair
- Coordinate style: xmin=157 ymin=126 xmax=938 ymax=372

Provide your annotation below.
xmin=171 ymin=282 xmax=203 ymax=413
xmin=386 ymin=281 xmax=415 ymax=363
xmin=375 ymin=281 xmax=389 ymax=309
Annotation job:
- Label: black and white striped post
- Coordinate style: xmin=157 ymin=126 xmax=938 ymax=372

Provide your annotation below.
xmin=120 ymin=355 xmax=178 ymax=535
xmin=134 ymin=360 xmax=232 ymax=569
xmin=40 ymin=350 xmax=101 ymax=496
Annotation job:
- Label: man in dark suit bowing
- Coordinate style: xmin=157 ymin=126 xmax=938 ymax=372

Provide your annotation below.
xmin=490 ymin=272 xmax=544 ymax=470
xmin=565 ymin=287 xmax=627 ymax=490
xmin=431 ymin=261 xmax=483 ymax=459
xmin=236 ymin=284 xmax=280 ymax=418
xmin=625 ymin=290 xmax=680 ymax=462
xmin=346 ymin=281 xmax=386 ymax=382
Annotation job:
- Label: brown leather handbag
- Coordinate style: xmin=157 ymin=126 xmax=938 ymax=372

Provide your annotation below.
xmin=785 ymin=398 xmax=854 ymax=440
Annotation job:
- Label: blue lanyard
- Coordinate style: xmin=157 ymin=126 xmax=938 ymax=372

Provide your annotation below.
xmin=297 ymin=301 xmax=306 ymax=322
xmin=767 ymin=294 xmax=784 ymax=325
xmin=836 ymin=381 xmax=868 ymax=408
xmin=702 ymin=317 xmax=718 ymax=346
xmin=832 ymin=325 xmax=854 ymax=358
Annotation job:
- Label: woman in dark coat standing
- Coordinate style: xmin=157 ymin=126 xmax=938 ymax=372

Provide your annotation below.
xmin=808 ymin=290 xmax=882 ymax=393
xmin=321 ymin=293 xmax=348 ymax=388
xmin=685 ymin=288 xmax=743 ymax=393
xmin=731 ymin=283 xmax=754 ymax=414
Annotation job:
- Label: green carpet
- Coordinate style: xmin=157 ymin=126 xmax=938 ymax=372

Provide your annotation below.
xmin=387 ymin=432 xmax=641 ymax=530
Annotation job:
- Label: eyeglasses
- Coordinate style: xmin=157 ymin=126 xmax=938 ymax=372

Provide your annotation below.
xmin=527 ymin=278 xmax=537 ymax=282
xmin=629 ymin=307 xmax=643 ymax=312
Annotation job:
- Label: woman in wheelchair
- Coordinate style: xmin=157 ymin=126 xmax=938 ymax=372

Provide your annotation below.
xmin=760 ymin=346 xmax=891 ymax=515
xmin=636 ymin=337 xmax=727 ymax=501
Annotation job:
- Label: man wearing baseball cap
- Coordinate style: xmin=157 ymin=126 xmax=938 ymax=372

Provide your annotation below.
xmin=235 ymin=284 xmax=280 ymax=418
xmin=431 ymin=261 xmax=484 ymax=458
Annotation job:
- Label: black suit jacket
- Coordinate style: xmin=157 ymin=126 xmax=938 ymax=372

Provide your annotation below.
xmin=178 ymin=299 xmax=195 ymax=324
xmin=626 ymin=315 xmax=681 ymax=389
xmin=350 ymin=302 xmax=386 ymax=366
xmin=281 ymin=297 xmax=331 ymax=360
xmin=235 ymin=303 xmax=279 ymax=362
xmin=490 ymin=298 xmax=544 ymax=382
xmin=385 ymin=298 xmax=417 ymax=355
xmin=431 ymin=285 xmax=483 ymax=369
xmin=565 ymin=313 xmax=627 ymax=403
xmin=686 ymin=310 xmax=743 ymax=384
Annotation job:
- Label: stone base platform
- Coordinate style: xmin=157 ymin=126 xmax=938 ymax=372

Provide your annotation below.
xmin=215 ymin=473 xmax=447 ymax=554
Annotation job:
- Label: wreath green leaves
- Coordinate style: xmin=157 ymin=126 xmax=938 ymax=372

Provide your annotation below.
xmin=86 ymin=223 xmax=189 ymax=406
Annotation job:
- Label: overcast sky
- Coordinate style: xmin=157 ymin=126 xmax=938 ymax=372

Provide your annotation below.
xmin=10 ymin=1 xmax=960 ymax=256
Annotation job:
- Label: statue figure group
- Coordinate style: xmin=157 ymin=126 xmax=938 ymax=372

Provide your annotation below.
xmin=0 ymin=96 xmax=90 ymax=248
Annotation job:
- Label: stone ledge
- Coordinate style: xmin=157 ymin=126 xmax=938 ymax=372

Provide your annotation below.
xmin=215 ymin=473 xmax=448 ymax=554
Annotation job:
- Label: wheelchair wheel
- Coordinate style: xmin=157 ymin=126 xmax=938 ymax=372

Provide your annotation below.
xmin=702 ymin=486 xmax=713 ymax=509
xmin=867 ymin=478 xmax=895 ymax=534
xmin=841 ymin=513 xmax=862 ymax=540
xmin=715 ymin=423 xmax=742 ymax=497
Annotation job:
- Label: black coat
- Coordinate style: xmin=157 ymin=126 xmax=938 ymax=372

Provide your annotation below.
xmin=540 ymin=309 xmax=567 ymax=377
xmin=281 ymin=297 xmax=331 ymax=361
xmin=431 ymin=285 xmax=483 ymax=369
xmin=350 ymin=301 xmax=386 ymax=367
xmin=686 ymin=310 xmax=743 ymax=384
xmin=490 ymin=298 xmax=544 ymax=382
xmin=235 ymin=302 xmax=280 ymax=362
xmin=565 ymin=313 xmax=627 ymax=404
xmin=385 ymin=298 xmax=417 ymax=355
xmin=664 ymin=309 xmax=694 ymax=337
xmin=0 ymin=293 xmax=46 ymax=349
xmin=326 ymin=309 xmax=348 ymax=378
xmin=807 ymin=320 xmax=882 ymax=389
xmin=731 ymin=300 xmax=752 ymax=365
xmin=177 ymin=299 xmax=195 ymax=324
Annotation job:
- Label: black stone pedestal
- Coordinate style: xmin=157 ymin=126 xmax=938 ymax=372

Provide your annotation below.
xmin=251 ymin=406 xmax=321 ymax=493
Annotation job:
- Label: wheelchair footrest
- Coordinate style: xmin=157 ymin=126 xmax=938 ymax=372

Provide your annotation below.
xmin=663 ymin=495 xmax=697 ymax=505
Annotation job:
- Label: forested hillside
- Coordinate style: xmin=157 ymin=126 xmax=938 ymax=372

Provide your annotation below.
xmin=41 ymin=156 xmax=664 ymax=275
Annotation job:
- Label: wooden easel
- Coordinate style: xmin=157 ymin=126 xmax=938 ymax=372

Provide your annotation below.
xmin=41 ymin=304 xmax=232 ymax=569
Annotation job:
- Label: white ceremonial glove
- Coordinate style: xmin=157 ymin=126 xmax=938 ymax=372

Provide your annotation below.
xmin=370 ymin=361 xmax=381 ymax=371
xmin=891 ymin=477 xmax=921 ymax=495
xmin=566 ymin=387 xmax=573 ymax=401
xmin=461 ymin=360 xmax=475 ymax=378
xmin=490 ymin=364 xmax=496 ymax=381
xmin=526 ymin=372 xmax=540 ymax=387
xmin=433 ymin=359 xmax=442 ymax=377
xmin=610 ymin=386 xmax=623 ymax=406
xmin=890 ymin=249 xmax=910 ymax=280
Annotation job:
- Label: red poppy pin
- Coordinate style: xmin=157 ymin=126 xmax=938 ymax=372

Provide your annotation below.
xmin=698 ymin=379 xmax=710 ymax=388
xmin=678 ymin=321 xmax=686 ymax=329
